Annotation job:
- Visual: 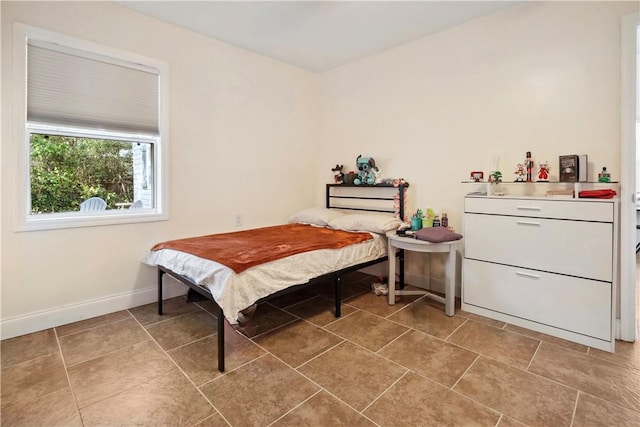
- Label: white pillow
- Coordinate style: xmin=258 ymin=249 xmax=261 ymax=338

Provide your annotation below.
xmin=328 ymin=213 xmax=402 ymax=234
xmin=288 ymin=207 xmax=345 ymax=227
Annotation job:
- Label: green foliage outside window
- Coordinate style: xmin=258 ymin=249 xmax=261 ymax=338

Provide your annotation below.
xmin=30 ymin=134 xmax=134 ymax=214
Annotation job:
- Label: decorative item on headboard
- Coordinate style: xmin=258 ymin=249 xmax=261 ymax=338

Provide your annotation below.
xmin=353 ymin=155 xmax=378 ymax=185
xmin=331 ymin=164 xmax=344 ymax=184
xmin=392 ymin=178 xmax=409 ymax=222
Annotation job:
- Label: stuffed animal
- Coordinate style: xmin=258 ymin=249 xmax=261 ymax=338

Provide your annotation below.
xmin=353 ymin=155 xmax=377 ymax=185
xmin=372 ymin=167 xmax=381 ymax=184
xmin=331 ymin=164 xmax=344 ymax=184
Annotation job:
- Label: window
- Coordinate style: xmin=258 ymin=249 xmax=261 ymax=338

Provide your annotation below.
xmin=14 ymin=25 xmax=168 ymax=230
xmin=28 ymin=129 xmax=155 ymax=214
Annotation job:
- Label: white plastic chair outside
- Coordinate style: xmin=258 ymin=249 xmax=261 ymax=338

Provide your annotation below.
xmin=129 ymin=200 xmax=143 ymax=209
xmin=80 ymin=197 xmax=107 ymax=212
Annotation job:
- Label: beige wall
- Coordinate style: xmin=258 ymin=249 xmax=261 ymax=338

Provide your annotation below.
xmin=1 ymin=1 xmax=638 ymax=337
xmin=0 ymin=1 xmax=319 ymax=337
xmin=316 ymin=1 xmax=638 ymax=286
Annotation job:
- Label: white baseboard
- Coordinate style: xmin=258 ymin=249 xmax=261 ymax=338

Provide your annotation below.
xmin=0 ymin=281 xmax=187 ymax=340
xmin=615 ymin=318 xmax=639 ymax=342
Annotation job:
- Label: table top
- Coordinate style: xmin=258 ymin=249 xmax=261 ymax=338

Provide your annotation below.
xmin=386 ymin=230 xmax=462 ymax=252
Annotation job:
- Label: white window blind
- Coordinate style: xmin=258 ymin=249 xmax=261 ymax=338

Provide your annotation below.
xmin=27 ymin=40 xmax=159 ymax=135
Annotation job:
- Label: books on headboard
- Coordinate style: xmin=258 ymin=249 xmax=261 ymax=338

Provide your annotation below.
xmin=559 ymin=154 xmax=588 ymax=182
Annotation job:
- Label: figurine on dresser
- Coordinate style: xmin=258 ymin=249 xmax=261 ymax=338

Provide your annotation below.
xmin=525 ymin=151 xmax=534 ymax=182
xmin=514 ymin=163 xmax=526 ymax=182
xmin=537 ymin=161 xmax=550 ymax=182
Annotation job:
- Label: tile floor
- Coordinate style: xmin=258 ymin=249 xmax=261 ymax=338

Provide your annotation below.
xmin=1 ymin=271 xmax=639 ymax=427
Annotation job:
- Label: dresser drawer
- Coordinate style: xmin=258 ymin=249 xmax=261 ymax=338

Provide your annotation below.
xmin=465 ymin=197 xmax=614 ymax=222
xmin=464 ymin=213 xmax=613 ymax=281
xmin=463 ymin=259 xmax=612 ymax=341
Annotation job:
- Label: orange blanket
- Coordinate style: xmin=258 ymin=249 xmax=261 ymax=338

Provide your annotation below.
xmin=151 ymin=223 xmax=373 ymax=274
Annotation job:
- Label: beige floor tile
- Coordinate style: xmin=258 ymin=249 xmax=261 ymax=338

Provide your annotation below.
xmin=364 ymin=371 xmax=500 ymax=426
xmin=58 ymin=317 xmax=149 ymax=366
xmin=192 ymin=413 xmax=230 ymax=427
xmin=67 ymin=340 xmax=175 ymax=408
xmin=193 ymin=298 xmax=223 ymax=316
xmin=425 ymin=293 xmax=462 ymax=311
xmin=2 ymin=270 xmax=635 ymax=427
xmin=388 ymin=298 xmax=467 ymax=339
xmin=81 ymin=370 xmax=214 ymax=427
xmin=447 ymin=320 xmax=539 ymax=369
xmin=573 ymin=392 xmax=640 ymax=427
xmin=504 ymin=323 xmax=589 ymax=354
xmin=0 ymin=352 xmax=69 ymax=408
xmin=1 ymin=329 xmax=59 ymax=368
xmin=169 ymin=323 xmax=265 ymax=385
xmin=298 ymin=341 xmax=406 ymax=411
xmin=145 ymin=310 xmax=218 ymax=350
xmin=129 ymin=295 xmax=200 ymax=326
xmin=284 ymin=295 xmax=357 ymax=327
xmin=326 ymin=310 xmax=408 ymax=352
xmin=201 ymin=354 xmax=318 ymax=426
xmin=529 ymin=342 xmax=640 ymax=413
xmin=273 ymin=391 xmax=377 ymax=427
xmin=588 ymin=339 xmax=640 ymax=370
xmin=497 ymin=415 xmax=528 ymax=427
xmin=234 ymin=303 xmax=297 ymax=338
xmin=457 ymin=309 xmax=508 ymax=329
xmin=343 ymin=290 xmax=420 ymax=318
xmin=55 ymin=310 xmax=132 ymax=337
xmin=0 ymin=387 xmax=82 ymax=427
xmin=254 ymin=320 xmax=343 ymax=367
xmin=379 ymin=329 xmax=478 ymax=387
xmin=308 ymin=279 xmax=370 ymax=301
xmin=454 ymin=356 xmax=577 ymax=427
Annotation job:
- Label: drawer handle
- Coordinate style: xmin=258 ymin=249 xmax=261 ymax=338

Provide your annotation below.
xmin=516 ymin=271 xmax=540 ymax=279
xmin=516 ymin=221 xmax=541 ymax=226
xmin=516 ymin=206 xmax=542 ymax=211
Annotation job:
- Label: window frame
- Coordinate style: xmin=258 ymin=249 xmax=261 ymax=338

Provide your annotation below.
xmin=13 ymin=24 xmax=169 ymax=231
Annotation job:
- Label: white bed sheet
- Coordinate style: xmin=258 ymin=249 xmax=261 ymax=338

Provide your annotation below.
xmin=144 ymin=232 xmax=387 ymax=324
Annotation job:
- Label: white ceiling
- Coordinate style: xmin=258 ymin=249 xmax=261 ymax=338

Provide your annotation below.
xmin=118 ymin=1 xmax=520 ymax=72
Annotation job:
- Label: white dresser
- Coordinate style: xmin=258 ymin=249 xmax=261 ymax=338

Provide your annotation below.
xmin=462 ymin=195 xmax=617 ymax=352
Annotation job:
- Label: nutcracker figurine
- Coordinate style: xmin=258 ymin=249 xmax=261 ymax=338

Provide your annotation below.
xmin=525 ymin=151 xmax=534 ymax=182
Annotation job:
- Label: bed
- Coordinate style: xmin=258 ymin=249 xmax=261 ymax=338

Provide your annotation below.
xmin=145 ymin=182 xmax=409 ymax=371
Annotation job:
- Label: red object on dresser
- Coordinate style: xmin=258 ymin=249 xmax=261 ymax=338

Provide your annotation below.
xmin=578 ymin=189 xmax=617 ymax=199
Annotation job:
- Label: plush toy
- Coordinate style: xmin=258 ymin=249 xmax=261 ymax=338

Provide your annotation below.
xmin=353 ymin=155 xmax=377 ymax=185
xmin=331 ymin=164 xmax=344 ymax=184
xmin=373 ymin=167 xmax=381 ymax=184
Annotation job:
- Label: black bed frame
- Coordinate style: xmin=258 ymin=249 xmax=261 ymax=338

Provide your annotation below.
xmin=157 ymin=182 xmax=409 ymax=372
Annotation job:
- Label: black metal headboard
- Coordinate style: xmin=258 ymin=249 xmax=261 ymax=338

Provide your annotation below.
xmin=326 ymin=183 xmax=409 ymax=221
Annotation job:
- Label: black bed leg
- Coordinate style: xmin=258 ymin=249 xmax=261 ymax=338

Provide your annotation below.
xmin=399 ymin=249 xmax=405 ymax=290
xmin=334 ymin=275 xmax=342 ymax=317
xmin=157 ymin=268 xmax=165 ymax=315
xmin=217 ymin=306 xmax=225 ymax=372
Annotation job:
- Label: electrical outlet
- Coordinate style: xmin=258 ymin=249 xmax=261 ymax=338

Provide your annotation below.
xmin=234 ymin=213 xmax=243 ymax=226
